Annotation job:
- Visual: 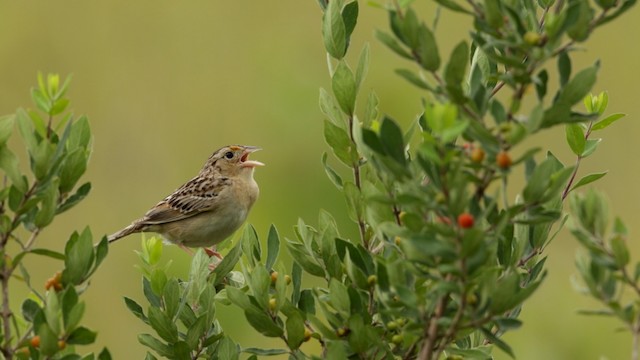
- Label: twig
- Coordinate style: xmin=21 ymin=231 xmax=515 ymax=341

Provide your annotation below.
xmin=419 ymin=295 xmax=448 ymax=360
xmin=347 ymin=116 xmax=368 ymax=248
xmin=1 ymin=266 xmax=13 ymax=359
xmin=562 ymin=121 xmax=594 ymax=201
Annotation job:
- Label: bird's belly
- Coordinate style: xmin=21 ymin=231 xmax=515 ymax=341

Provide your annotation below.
xmin=161 ymin=209 xmax=247 ymax=247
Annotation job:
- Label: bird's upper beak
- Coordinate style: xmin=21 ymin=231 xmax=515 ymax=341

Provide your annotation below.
xmin=240 ymin=146 xmax=265 ymax=168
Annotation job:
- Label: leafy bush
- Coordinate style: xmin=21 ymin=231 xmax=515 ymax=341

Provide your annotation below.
xmin=0 ymin=74 xmax=109 ymax=359
xmin=122 ymin=0 xmax=635 ymax=359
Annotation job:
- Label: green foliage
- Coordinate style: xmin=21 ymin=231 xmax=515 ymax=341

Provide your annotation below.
xmin=570 ymin=190 xmax=640 ymax=350
xmin=124 ymin=0 xmax=634 ymax=359
xmin=0 ymin=74 xmax=109 ymax=359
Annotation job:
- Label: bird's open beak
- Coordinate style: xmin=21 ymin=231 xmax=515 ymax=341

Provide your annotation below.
xmin=240 ymin=146 xmax=265 ymax=168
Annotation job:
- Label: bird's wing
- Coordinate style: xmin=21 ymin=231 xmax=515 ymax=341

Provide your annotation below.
xmin=138 ymin=175 xmax=230 ymax=225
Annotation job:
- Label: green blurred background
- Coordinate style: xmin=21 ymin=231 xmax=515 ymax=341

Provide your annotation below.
xmin=0 ymin=1 xmax=639 ymax=358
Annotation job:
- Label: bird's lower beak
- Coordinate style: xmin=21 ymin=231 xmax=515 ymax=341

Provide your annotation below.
xmin=240 ymin=146 xmax=265 ymax=168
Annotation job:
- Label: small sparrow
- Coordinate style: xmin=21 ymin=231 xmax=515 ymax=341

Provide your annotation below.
xmin=108 ymin=145 xmax=264 ymax=254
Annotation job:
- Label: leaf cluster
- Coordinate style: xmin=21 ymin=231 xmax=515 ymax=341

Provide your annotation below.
xmin=0 ymin=74 xmax=109 ymax=359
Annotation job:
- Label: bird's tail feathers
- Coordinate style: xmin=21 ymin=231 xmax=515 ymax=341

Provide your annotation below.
xmin=107 ymin=224 xmax=140 ymax=243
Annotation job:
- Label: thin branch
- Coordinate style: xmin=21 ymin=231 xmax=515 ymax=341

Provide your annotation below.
xmin=562 ymin=122 xmax=594 ymax=200
xmin=419 ymin=295 xmax=448 ymax=360
xmin=1 ymin=267 xmax=13 ymax=359
xmin=347 ymin=116 xmax=368 ymax=248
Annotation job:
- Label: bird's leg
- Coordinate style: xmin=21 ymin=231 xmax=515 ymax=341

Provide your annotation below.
xmin=179 ymin=244 xmax=194 ymax=255
xmin=204 ymin=246 xmax=223 ymax=260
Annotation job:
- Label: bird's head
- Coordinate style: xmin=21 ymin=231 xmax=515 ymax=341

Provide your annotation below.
xmin=205 ymin=145 xmax=264 ymax=177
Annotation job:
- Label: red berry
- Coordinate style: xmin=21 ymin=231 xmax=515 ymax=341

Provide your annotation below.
xmin=458 ymin=213 xmax=475 ymax=229
xmin=30 ymin=336 xmax=40 ymax=348
xmin=496 ymin=151 xmax=512 ymax=169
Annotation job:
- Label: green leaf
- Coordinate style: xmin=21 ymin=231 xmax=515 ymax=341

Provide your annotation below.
xmin=124 ymin=297 xmax=147 ymax=322
xmin=35 ymin=179 xmax=59 ymax=228
xmin=248 ymin=266 xmax=271 ymax=310
xmin=332 ymin=61 xmax=357 ymax=115
xmin=22 ymin=298 xmax=41 ymax=322
xmin=31 ymin=88 xmax=51 ymax=113
xmin=244 ymin=307 xmax=284 ymax=337
xmin=559 ymin=65 xmax=598 ymax=106
xmin=64 ymin=301 xmax=85 ymax=333
xmin=435 ymin=0 xmax=474 ymax=13
xmin=342 ymin=1 xmax=359 ymax=43
xmin=558 ymin=51 xmax=572 ymax=87
xmin=322 ymin=0 xmax=346 ymax=59
xmin=286 ymin=311 xmax=306 ymax=350
xmin=355 ymin=45 xmax=369 ymax=93
xmin=535 ymin=70 xmax=549 ymax=101
xmin=66 ymin=326 xmax=97 ymax=345
xmin=321 ymin=152 xmax=343 ymax=189
xmin=570 ymin=172 xmax=607 ymax=191
xmin=444 ymin=41 xmax=469 ymax=103
xmin=147 ymin=306 xmax=179 ymax=343
xmin=93 ymin=236 xmax=109 ymax=272
xmin=266 ymin=225 xmax=280 ymax=270
xmin=59 ymin=150 xmax=88 ymax=193
xmin=481 ymin=327 xmax=514 ymax=358
xmin=286 ymin=240 xmax=326 ymax=278
xmin=379 ymin=117 xmax=406 ymax=165
xmin=592 ymin=113 xmax=625 ymax=131
xmin=0 ymin=146 xmax=26 ymax=192
xmin=395 ymin=69 xmax=435 ymax=91
xmin=138 ymin=334 xmax=174 ymax=358
xmin=57 ymin=182 xmax=91 ymax=214
xmin=37 ymin=323 xmax=59 ymax=356
xmin=565 ymin=124 xmax=585 ymax=156
xmin=226 ymin=286 xmax=252 ymax=311
xmin=98 ymin=348 xmax=112 ymax=360
xmin=0 ymin=115 xmax=14 ymax=146
xmin=374 ymin=30 xmax=413 ymax=60
xmin=212 ymin=237 xmax=243 ymax=285
xmin=328 ymin=279 xmax=350 ymax=316
xmin=567 ymin=0 xmax=593 ymax=41
xmin=324 ymin=119 xmax=354 ymax=166
xmin=163 ymin=278 xmax=180 ymax=319
xmin=319 ymin=87 xmax=345 ymax=126
xmin=44 ymin=290 xmax=61 ymax=335
xmin=242 ymin=348 xmax=289 ymax=356
xmin=63 ymin=227 xmax=94 ymax=285
xmin=610 ymin=236 xmax=630 ymax=267
xmin=417 ymin=24 xmax=440 ymax=71
xmin=185 ymin=316 xmax=207 ymax=349
xmin=484 ymin=0 xmax=504 ymax=28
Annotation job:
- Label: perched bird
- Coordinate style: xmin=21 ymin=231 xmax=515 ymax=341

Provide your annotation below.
xmin=108 ymin=145 xmax=264 ymax=255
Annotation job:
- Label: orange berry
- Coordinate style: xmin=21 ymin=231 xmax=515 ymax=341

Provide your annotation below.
xmin=45 ymin=271 xmax=63 ymax=291
xmin=496 ymin=151 xmax=512 ymax=169
xmin=270 ymin=271 xmax=278 ymax=284
xmin=470 ymin=147 xmax=485 ymax=163
xmin=457 ymin=213 xmax=475 ymax=229
xmin=58 ymin=340 xmax=66 ymax=350
xmin=30 ymin=336 xmax=40 ymax=348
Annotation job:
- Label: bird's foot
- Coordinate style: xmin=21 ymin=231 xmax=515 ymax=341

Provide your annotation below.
xmin=204 ymin=247 xmax=223 ymax=260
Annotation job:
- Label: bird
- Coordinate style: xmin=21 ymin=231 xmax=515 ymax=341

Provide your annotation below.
xmin=108 ymin=145 xmax=264 ymax=256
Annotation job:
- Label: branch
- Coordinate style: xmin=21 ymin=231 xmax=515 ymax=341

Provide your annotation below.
xmin=419 ymin=294 xmax=449 ymax=360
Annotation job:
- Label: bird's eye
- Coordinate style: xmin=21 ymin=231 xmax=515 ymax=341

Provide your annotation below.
xmin=224 ymin=151 xmax=234 ymax=159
